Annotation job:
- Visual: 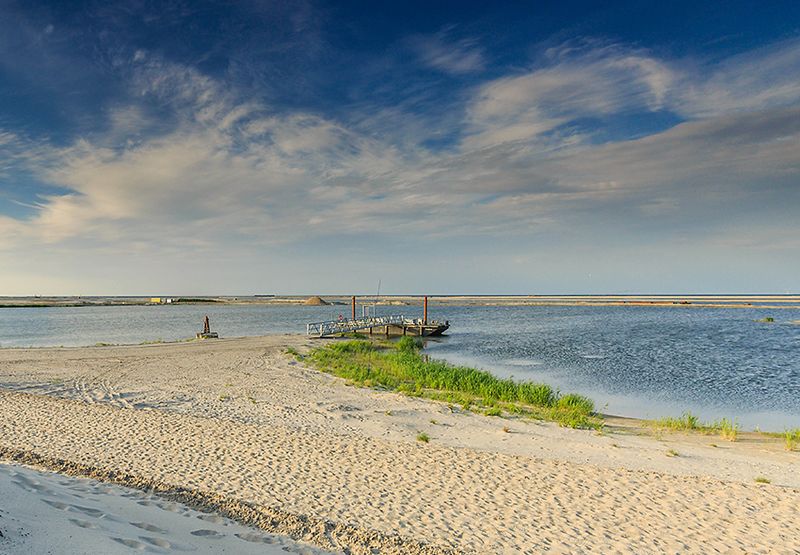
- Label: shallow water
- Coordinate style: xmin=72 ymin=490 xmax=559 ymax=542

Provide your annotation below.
xmin=1 ymin=303 xmax=798 ymax=429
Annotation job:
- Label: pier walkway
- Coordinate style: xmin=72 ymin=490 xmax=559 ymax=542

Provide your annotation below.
xmin=306 ymin=315 xmax=406 ymax=337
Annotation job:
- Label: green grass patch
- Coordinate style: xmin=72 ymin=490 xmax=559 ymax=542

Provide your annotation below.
xmin=715 ymin=418 xmax=739 ymax=441
xmin=416 ymin=432 xmax=430 ymax=443
xmin=754 ymin=476 xmax=771 ymax=484
xmin=784 ymin=428 xmax=800 ymax=451
xmin=648 ymin=412 xmax=741 ymax=441
xmin=650 ymin=411 xmax=702 ymax=431
xmin=307 ymin=337 xmax=601 ymax=429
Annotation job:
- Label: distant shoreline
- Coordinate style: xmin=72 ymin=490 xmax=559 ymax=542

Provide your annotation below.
xmin=2 ymin=294 xmax=800 ymax=309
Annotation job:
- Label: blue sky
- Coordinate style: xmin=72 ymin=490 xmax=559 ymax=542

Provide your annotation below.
xmin=1 ymin=0 xmax=799 ymax=295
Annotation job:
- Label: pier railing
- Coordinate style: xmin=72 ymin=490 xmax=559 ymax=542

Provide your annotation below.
xmin=306 ymin=315 xmax=405 ymax=337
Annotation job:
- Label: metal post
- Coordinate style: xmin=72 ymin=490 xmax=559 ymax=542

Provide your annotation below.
xmin=423 ymin=296 xmax=428 ymax=325
xmin=351 ymin=296 xmax=356 ymax=320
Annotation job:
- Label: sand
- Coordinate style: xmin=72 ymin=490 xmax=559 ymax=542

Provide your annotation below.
xmin=1 ymin=335 xmax=799 ymax=553
xmin=0 ymin=462 xmax=330 ymax=555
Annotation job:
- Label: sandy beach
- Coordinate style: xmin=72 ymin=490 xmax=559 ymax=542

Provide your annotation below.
xmin=1 ymin=335 xmax=799 ymax=553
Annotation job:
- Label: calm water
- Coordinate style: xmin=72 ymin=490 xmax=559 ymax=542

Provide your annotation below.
xmin=1 ymin=303 xmax=798 ymax=429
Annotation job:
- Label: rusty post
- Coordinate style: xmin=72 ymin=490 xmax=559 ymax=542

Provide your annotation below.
xmin=351 ymin=296 xmax=356 ymax=320
xmin=423 ymin=296 xmax=428 ymax=325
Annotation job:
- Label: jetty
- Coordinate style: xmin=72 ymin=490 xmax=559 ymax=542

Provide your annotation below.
xmin=306 ymin=296 xmax=449 ymax=338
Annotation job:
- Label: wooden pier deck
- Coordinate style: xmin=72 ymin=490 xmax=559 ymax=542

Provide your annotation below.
xmin=306 ymin=316 xmax=449 ymax=338
xmin=306 ymin=295 xmax=448 ymax=338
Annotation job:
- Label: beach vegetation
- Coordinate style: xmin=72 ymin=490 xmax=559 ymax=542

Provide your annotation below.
xmin=784 ymin=429 xmax=800 ymax=451
xmin=754 ymin=476 xmax=771 ymax=484
xmin=307 ymin=338 xmax=602 ymax=429
xmin=715 ymin=418 xmax=739 ymax=441
xmin=650 ymin=412 xmax=701 ymax=431
xmin=666 ymin=449 xmax=679 ymax=457
xmin=285 ymin=346 xmax=300 ymax=358
xmin=416 ymin=432 xmax=430 ymax=443
xmin=484 ymin=407 xmax=502 ymax=417
xmin=649 ymin=412 xmax=741 ymax=442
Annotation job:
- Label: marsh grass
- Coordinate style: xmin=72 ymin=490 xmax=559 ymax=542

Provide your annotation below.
xmin=715 ymin=418 xmax=739 ymax=441
xmin=307 ymin=337 xmax=601 ymax=429
xmin=784 ymin=428 xmax=800 ymax=451
xmin=754 ymin=476 xmax=771 ymax=484
xmin=649 ymin=412 xmax=740 ymax=441
xmin=416 ymin=432 xmax=430 ymax=443
xmin=666 ymin=449 xmax=679 ymax=457
xmin=651 ymin=412 xmax=701 ymax=431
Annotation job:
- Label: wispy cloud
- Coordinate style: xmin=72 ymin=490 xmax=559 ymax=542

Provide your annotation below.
xmin=407 ymin=27 xmax=486 ymax=75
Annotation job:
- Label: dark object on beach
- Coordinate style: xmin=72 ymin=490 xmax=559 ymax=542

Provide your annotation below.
xmin=197 ymin=315 xmax=219 ymax=339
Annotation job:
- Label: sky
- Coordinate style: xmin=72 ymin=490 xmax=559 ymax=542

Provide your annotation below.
xmin=0 ymin=0 xmax=799 ymax=295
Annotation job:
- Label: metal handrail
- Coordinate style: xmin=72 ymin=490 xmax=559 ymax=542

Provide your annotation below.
xmin=306 ymin=314 xmax=405 ymax=337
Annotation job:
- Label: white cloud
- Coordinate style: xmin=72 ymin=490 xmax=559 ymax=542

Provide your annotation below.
xmin=408 ymin=28 xmax=486 ymax=74
xmin=675 ymin=38 xmax=800 ymax=117
xmin=465 ymin=43 xmax=675 ymax=148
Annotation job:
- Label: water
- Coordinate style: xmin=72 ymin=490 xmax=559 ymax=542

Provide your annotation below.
xmin=1 ymin=303 xmax=798 ymax=429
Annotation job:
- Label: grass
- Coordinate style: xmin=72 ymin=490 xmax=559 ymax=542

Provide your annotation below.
xmin=285 ymin=346 xmax=300 ymax=357
xmin=651 ymin=412 xmax=701 ymax=431
xmin=785 ymin=428 xmax=800 ymax=451
xmin=716 ymin=418 xmax=739 ymax=441
xmin=416 ymin=432 xmax=430 ymax=443
xmin=666 ymin=449 xmax=679 ymax=457
xmin=754 ymin=476 xmax=771 ymax=484
xmin=307 ymin=337 xmax=601 ymax=429
xmin=649 ymin=412 xmax=740 ymax=441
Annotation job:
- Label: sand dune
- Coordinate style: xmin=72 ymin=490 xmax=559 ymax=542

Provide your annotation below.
xmin=1 ymin=336 xmax=799 ymax=553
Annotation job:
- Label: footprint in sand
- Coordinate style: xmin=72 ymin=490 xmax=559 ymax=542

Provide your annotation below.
xmin=68 ymin=518 xmax=99 ymax=530
xmin=155 ymin=502 xmax=182 ymax=513
xmin=111 ymin=537 xmax=148 ymax=550
xmin=139 ymin=536 xmax=172 ymax=549
xmin=42 ymin=499 xmax=70 ymax=510
xmin=71 ymin=504 xmax=105 ymax=518
xmin=130 ymin=521 xmax=168 ymax=534
xmin=196 ymin=513 xmax=226 ymax=524
xmin=190 ymin=529 xmax=225 ymax=539
xmin=235 ymin=532 xmax=277 ymax=544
